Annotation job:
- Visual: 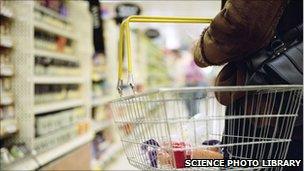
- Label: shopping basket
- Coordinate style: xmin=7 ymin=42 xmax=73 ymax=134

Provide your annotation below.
xmin=110 ymin=16 xmax=303 ymax=170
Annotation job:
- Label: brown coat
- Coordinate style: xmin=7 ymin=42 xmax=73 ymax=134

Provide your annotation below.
xmin=195 ymin=0 xmax=287 ymax=105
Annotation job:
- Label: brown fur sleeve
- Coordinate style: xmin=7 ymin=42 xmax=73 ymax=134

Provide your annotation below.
xmin=197 ymin=0 xmax=286 ymax=66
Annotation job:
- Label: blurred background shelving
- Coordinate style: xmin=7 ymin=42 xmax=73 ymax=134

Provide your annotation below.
xmin=0 ymin=1 xmax=18 ymax=167
xmin=0 ymin=1 xmax=117 ymax=170
xmin=0 ymin=0 xmax=223 ymax=170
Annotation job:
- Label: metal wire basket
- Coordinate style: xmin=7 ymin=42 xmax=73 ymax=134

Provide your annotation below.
xmin=111 ymin=85 xmax=302 ymax=170
xmin=111 ymin=16 xmax=303 ymax=170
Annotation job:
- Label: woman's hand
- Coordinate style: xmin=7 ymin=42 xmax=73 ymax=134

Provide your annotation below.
xmin=192 ymin=39 xmax=209 ymax=68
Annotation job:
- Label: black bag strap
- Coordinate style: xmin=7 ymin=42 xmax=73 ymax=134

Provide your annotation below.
xmin=268 ymin=24 xmax=302 ymax=56
xmin=246 ymin=24 xmax=302 ymax=73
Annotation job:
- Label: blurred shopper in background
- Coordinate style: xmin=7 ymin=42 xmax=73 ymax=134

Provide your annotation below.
xmin=166 ymin=49 xmax=187 ymax=87
xmin=193 ymin=0 xmax=302 ymax=170
xmin=184 ymin=60 xmax=207 ymax=117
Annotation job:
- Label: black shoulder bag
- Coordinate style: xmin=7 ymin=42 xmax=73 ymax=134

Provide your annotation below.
xmin=245 ymin=24 xmax=303 ymax=127
xmin=245 ymin=24 xmax=303 ymax=85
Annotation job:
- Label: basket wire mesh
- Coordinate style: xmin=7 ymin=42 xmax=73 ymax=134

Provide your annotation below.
xmin=110 ymin=85 xmax=303 ymax=170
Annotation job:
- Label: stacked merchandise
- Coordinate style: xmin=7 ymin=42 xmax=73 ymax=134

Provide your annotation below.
xmin=34 ymin=84 xmax=81 ymax=104
xmin=34 ymin=0 xmax=72 ymax=37
xmin=90 ymin=44 xmax=118 ymax=168
xmin=90 ymin=52 xmax=116 ymax=168
xmin=91 ymin=105 xmax=121 ymax=170
xmin=0 ymin=1 xmax=32 ymax=167
xmin=1 ymin=1 xmax=125 ymax=169
xmin=88 ymin=13 xmax=124 ymax=169
xmin=143 ymin=37 xmax=170 ymax=88
xmin=32 ymin=0 xmax=89 ymax=153
xmin=92 ymin=105 xmax=111 ymax=123
xmin=2 ymin=1 xmax=94 ymax=170
xmin=35 ymin=107 xmax=88 ymax=152
xmin=91 ymin=129 xmax=115 ymax=170
xmin=35 ymin=56 xmax=80 ymax=76
xmin=92 ymin=54 xmax=109 ymax=99
xmin=0 ymin=0 xmax=16 ymax=139
xmin=0 ymin=0 xmax=92 ymax=170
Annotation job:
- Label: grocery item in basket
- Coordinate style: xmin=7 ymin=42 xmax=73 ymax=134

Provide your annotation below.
xmin=157 ymin=148 xmax=171 ymax=166
xmin=202 ymin=139 xmax=222 ymax=153
xmin=157 ymin=140 xmax=223 ymax=168
xmin=192 ymin=148 xmax=223 ymax=159
xmin=141 ymin=139 xmax=160 ymax=168
xmin=157 ymin=141 xmax=191 ymax=168
xmin=192 ymin=139 xmax=224 ymax=159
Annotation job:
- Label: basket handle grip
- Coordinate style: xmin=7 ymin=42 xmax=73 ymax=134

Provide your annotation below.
xmin=117 ymin=15 xmax=212 ymax=95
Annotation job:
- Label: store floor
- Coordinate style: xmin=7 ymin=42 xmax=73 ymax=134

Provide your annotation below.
xmin=105 ymin=153 xmax=138 ymax=170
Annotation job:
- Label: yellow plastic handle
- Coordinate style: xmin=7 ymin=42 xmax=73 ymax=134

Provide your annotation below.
xmin=117 ymin=16 xmax=212 ymax=94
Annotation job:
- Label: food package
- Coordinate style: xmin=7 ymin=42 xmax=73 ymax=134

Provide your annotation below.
xmin=202 ymin=139 xmax=222 ymax=152
xmin=141 ymin=139 xmax=160 ymax=168
xmin=157 ymin=148 xmax=171 ymax=166
xmin=157 ymin=141 xmax=191 ymax=168
xmin=192 ymin=148 xmax=223 ymax=159
xmin=157 ymin=140 xmax=223 ymax=168
xmin=193 ymin=140 xmax=223 ymax=159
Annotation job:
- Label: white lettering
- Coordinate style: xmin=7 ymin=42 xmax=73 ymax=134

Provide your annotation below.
xmin=184 ymin=159 xmax=225 ymax=167
xmin=262 ymin=160 xmax=302 ymax=167
xmin=185 ymin=159 xmax=191 ymax=167
xmin=185 ymin=159 xmax=301 ymax=168
xmin=227 ymin=160 xmax=233 ymax=166
xmin=295 ymin=160 xmax=302 ymax=166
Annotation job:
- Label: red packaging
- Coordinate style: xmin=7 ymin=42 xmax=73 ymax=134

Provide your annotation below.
xmin=162 ymin=141 xmax=191 ymax=168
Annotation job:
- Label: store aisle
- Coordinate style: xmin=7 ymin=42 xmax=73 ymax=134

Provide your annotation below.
xmin=105 ymin=153 xmax=138 ymax=170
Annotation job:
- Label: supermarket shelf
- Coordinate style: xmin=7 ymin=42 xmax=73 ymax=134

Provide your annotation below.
xmin=92 ymin=95 xmax=116 ymax=107
xmin=34 ymin=20 xmax=75 ymax=39
xmin=36 ymin=133 xmax=94 ymax=166
xmin=0 ymin=130 xmax=18 ymax=140
xmin=33 ymin=76 xmax=83 ymax=84
xmin=92 ymin=120 xmax=112 ymax=132
xmin=0 ymin=64 xmax=14 ymax=76
xmin=0 ymin=94 xmax=13 ymax=106
xmin=34 ymin=4 xmax=70 ymax=23
xmin=3 ymin=3 xmax=96 ymax=171
xmin=0 ymin=35 xmax=13 ymax=48
xmin=98 ymin=143 xmax=123 ymax=168
xmin=34 ymin=99 xmax=84 ymax=114
xmin=1 ymin=156 xmax=39 ymax=171
xmin=92 ymin=72 xmax=107 ymax=82
xmin=0 ymin=6 xmax=13 ymax=19
xmin=2 ymin=133 xmax=93 ymax=170
xmin=34 ymin=49 xmax=78 ymax=62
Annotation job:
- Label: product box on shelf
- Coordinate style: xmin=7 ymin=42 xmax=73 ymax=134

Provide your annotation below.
xmin=2 ymin=1 xmax=94 ymax=168
xmin=0 ymin=143 xmax=32 ymax=167
xmin=0 ymin=118 xmax=17 ymax=138
xmin=35 ymin=107 xmax=86 ymax=136
xmin=0 ymin=20 xmax=13 ymax=46
xmin=0 ymin=78 xmax=13 ymax=105
xmin=34 ymin=30 xmax=74 ymax=55
xmin=34 ymin=84 xmax=81 ymax=104
xmin=35 ymin=57 xmax=80 ymax=76
xmin=92 ymin=106 xmax=107 ymax=121
xmin=0 ymin=106 xmax=14 ymax=120
xmin=34 ymin=125 xmax=77 ymax=153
